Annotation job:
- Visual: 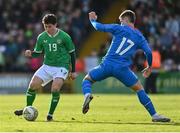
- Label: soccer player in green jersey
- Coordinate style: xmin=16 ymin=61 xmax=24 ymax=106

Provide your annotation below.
xmin=14 ymin=14 xmax=77 ymax=121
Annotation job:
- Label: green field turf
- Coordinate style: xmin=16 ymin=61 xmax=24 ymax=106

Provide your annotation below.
xmin=0 ymin=94 xmax=180 ymax=132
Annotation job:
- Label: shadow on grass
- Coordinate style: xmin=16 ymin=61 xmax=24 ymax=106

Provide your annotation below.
xmin=37 ymin=119 xmax=180 ymax=126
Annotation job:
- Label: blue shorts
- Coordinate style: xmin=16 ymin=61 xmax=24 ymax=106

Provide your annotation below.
xmin=89 ymin=63 xmax=138 ymax=87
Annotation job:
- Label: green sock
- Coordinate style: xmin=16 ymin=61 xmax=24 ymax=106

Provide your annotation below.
xmin=48 ymin=92 xmax=60 ymax=115
xmin=26 ymin=88 xmax=36 ymax=106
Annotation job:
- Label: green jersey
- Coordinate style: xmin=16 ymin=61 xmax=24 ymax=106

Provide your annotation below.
xmin=34 ymin=29 xmax=75 ymax=69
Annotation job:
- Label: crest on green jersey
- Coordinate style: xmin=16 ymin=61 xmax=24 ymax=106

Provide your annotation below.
xmin=44 ymin=40 xmax=48 ymax=43
xmin=57 ymin=39 xmax=62 ymax=44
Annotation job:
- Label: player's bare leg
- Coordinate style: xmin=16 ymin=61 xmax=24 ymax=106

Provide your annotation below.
xmin=82 ymin=75 xmax=94 ymax=114
xmin=131 ymin=81 xmax=170 ymax=122
xmin=14 ymin=76 xmax=43 ymax=116
xmin=47 ymin=78 xmax=63 ymax=121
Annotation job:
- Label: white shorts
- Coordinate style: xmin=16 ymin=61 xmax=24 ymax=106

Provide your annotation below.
xmin=33 ymin=64 xmax=69 ymax=86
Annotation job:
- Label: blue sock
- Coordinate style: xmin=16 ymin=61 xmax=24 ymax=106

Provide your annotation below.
xmin=82 ymin=79 xmax=92 ymax=95
xmin=137 ymin=89 xmax=156 ymax=116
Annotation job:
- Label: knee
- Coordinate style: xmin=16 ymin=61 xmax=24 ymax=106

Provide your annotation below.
xmin=83 ymin=75 xmax=89 ymax=81
xmin=52 ymin=78 xmax=64 ymax=92
xmin=82 ymin=78 xmax=90 ymax=85
xmin=52 ymin=86 xmax=60 ymax=92
xmin=131 ymin=81 xmax=143 ymax=92
xmin=29 ymin=81 xmax=41 ymax=90
xmin=83 ymin=75 xmax=94 ymax=83
xmin=52 ymin=82 xmax=62 ymax=92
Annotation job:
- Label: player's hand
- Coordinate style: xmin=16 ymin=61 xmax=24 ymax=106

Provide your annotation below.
xmin=89 ymin=11 xmax=97 ymax=21
xmin=142 ymin=67 xmax=152 ymax=78
xmin=25 ymin=50 xmax=32 ymax=57
xmin=69 ymin=72 xmax=78 ymax=80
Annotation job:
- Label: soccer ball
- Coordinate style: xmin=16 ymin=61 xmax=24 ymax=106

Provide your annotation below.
xmin=23 ymin=106 xmax=38 ymax=121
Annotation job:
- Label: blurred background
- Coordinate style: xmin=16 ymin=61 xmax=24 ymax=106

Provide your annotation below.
xmin=0 ymin=0 xmax=179 ymax=94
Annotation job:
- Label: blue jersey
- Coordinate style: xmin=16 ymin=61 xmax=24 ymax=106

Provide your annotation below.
xmin=90 ymin=20 xmax=152 ymax=67
xmin=89 ymin=20 xmax=152 ymax=86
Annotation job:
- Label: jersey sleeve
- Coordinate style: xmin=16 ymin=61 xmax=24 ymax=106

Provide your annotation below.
xmin=138 ymin=35 xmax=152 ymax=67
xmin=64 ymin=34 xmax=75 ymax=53
xmin=33 ymin=35 xmax=43 ymax=53
xmin=90 ymin=20 xmax=119 ymax=34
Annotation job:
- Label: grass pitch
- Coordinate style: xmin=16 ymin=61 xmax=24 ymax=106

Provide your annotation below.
xmin=0 ymin=94 xmax=180 ymax=132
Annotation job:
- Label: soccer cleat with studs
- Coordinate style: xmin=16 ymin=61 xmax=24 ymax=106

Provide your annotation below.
xmin=47 ymin=115 xmax=53 ymax=121
xmin=14 ymin=109 xmax=23 ymax=116
xmin=152 ymin=114 xmax=171 ymax=122
xmin=82 ymin=94 xmax=93 ymax=114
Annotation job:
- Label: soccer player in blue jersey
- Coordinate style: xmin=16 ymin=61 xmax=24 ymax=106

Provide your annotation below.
xmin=82 ymin=10 xmax=170 ymax=122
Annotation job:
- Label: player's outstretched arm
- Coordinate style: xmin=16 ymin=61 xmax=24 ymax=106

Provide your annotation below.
xmin=89 ymin=11 xmax=118 ymax=33
xmin=140 ymin=40 xmax=152 ymax=78
xmin=89 ymin=11 xmax=97 ymax=21
xmin=89 ymin=11 xmax=103 ymax=31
